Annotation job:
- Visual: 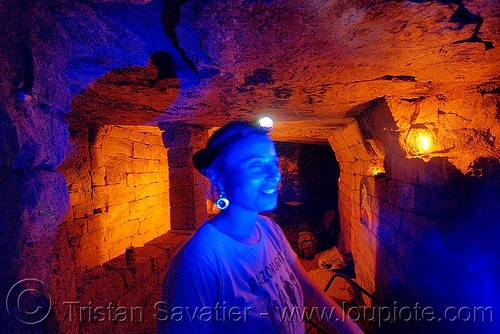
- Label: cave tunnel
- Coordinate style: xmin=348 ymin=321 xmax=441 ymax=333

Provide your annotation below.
xmin=1 ymin=0 xmax=500 ymax=333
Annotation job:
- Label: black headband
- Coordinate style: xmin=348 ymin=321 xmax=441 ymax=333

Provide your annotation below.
xmin=193 ymin=118 xmax=273 ymax=175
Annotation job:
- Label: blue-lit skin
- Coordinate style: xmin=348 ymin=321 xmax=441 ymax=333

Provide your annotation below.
xmin=210 ymin=134 xmax=281 ymax=245
xmin=195 ymin=130 xmax=363 ymax=334
xmin=200 ymin=132 xmax=363 ymax=333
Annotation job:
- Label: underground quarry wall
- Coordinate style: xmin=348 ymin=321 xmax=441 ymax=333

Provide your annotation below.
xmin=1 ymin=0 xmax=500 ymax=333
xmin=57 ymin=125 xmax=171 ymax=274
xmin=327 ymin=94 xmax=500 ymax=333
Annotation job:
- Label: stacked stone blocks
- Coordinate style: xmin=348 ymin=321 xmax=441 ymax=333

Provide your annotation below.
xmin=328 ymin=119 xmax=426 ymax=305
xmin=327 ymin=103 xmax=479 ymax=306
xmin=65 ymin=125 xmax=170 ymax=273
xmin=161 ymin=123 xmax=209 ymax=231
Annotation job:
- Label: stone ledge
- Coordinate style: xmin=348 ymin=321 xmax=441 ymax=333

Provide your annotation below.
xmin=101 ymin=229 xmax=192 ymax=271
xmin=76 ymin=230 xmax=193 ymax=333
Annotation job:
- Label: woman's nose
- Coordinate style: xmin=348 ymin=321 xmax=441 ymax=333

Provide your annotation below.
xmin=266 ymin=164 xmax=281 ymax=183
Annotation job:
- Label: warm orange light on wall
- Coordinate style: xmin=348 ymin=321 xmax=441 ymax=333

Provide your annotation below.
xmin=402 ymin=128 xmax=435 ymax=161
xmin=421 ymin=136 xmax=430 ymax=156
xmin=371 ymin=164 xmax=386 ymax=177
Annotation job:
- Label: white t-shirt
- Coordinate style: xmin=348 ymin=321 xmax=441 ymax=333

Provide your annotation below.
xmin=157 ymin=215 xmax=306 ymax=334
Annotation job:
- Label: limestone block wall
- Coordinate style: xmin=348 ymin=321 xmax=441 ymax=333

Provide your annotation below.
xmin=329 ymin=121 xmax=432 ymax=304
xmin=328 ymin=121 xmax=383 ymax=303
xmin=328 ymin=93 xmax=500 ymax=328
xmin=167 ymin=147 xmax=207 ymax=230
xmin=74 ymin=230 xmax=191 ymax=334
xmin=161 ymin=123 xmax=209 ymax=230
xmin=60 ymin=125 xmax=170 ymax=273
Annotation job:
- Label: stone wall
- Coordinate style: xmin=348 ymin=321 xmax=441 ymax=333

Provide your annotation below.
xmin=161 ymin=123 xmax=209 ymax=230
xmin=329 ymin=119 xmax=430 ymax=303
xmin=0 ymin=1 xmax=72 ymax=332
xmin=328 ymin=120 xmax=381 ymax=304
xmin=60 ymin=125 xmax=170 ymax=274
xmin=328 ymin=95 xmax=500 ymax=332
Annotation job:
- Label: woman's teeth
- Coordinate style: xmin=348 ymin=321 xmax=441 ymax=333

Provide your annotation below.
xmin=262 ymin=189 xmax=276 ymax=195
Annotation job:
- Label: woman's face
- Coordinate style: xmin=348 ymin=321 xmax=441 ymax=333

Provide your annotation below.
xmin=220 ymin=134 xmax=281 ymax=214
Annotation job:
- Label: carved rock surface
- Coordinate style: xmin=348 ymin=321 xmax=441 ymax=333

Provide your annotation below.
xmin=0 ymin=0 xmax=70 ymax=170
xmin=0 ymin=168 xmax=69 ymax=247
xmin=153 ymin=0 xmax=500 ymax=130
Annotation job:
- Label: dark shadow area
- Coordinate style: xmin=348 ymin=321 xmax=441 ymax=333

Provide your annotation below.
xmin=150 ymin=51 xmax=177 ymax=83
xmin=267 ymin=142 xmax=341 ymax=255
xmin=374 ymin=157 xmax=500 ymax=334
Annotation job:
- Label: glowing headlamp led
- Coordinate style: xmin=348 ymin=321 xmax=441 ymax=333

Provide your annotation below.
xmin=254 ymin=116 xmax=274 ymax=134
xmin=259 ymin=116 xmax=273 ymax=130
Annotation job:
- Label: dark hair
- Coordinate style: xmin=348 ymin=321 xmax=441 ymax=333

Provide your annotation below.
xmin=193 ymin=120 xmax=268 ymax=176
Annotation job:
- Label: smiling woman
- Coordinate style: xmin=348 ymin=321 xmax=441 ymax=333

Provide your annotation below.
xmin=214 ymin=134 xmax=281 ymax=226
xmin=157 ymin=120 xmax=363 ymax=334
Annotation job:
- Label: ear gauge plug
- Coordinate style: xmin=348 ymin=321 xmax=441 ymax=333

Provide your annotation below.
xmin=216 ymin=191 xmax=229 ymax=210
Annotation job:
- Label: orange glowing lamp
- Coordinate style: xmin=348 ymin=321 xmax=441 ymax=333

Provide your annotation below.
xmin=421 ymin=136 xmax=430 ymax=157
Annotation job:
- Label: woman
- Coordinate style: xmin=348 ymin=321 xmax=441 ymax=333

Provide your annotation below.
xmin=157 ymin=119 xmax=363 ymax=334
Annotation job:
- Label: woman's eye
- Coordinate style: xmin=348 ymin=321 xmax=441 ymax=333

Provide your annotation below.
xmin=250 ymin=161 xmax=262 ymax=168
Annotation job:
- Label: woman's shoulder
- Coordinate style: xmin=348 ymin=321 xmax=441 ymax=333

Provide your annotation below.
xmin=257 ymin=215 xmax=285 ymax=238
xmin=165 ymin=224 xmax=221 ymax=279
xmin=257 ymin=214 xmax=275 ymax=224
xmin=257 ymin=215 xmax=298 ymax=265
xmin=177 ymin=223 xmax=220 ymax=259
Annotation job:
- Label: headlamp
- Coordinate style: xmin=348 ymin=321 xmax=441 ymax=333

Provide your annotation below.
xmin=192 ymin=117 xmax=276 ymax=175
xmin=256 ymin=116 xmax=274 ymax=134
xmin=235 ymin=116 xmax=274 ymax=137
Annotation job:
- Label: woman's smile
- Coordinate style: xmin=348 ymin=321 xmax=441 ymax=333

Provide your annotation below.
xmin=221 ymin=134 xmax=281 ymax=214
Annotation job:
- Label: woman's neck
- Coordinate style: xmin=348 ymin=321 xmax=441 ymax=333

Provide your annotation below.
xmin=211 ymin=207 xmax=260 ymax=245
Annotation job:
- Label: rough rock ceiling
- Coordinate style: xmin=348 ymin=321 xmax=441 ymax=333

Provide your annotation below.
xmin=72 ymin=0 xmax=500 ymax=143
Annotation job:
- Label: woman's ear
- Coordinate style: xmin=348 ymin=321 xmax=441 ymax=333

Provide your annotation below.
xmin=214 ymin=176 xmax=226 ymax=194
xmin=207 ymin=168 xmax=225 ymax=194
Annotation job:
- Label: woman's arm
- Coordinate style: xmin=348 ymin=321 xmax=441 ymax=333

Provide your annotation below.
xmin=157 ymin=242 xmax=219 ymax=334
xmin=291 ymin=258 xmax=365 ymax=334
